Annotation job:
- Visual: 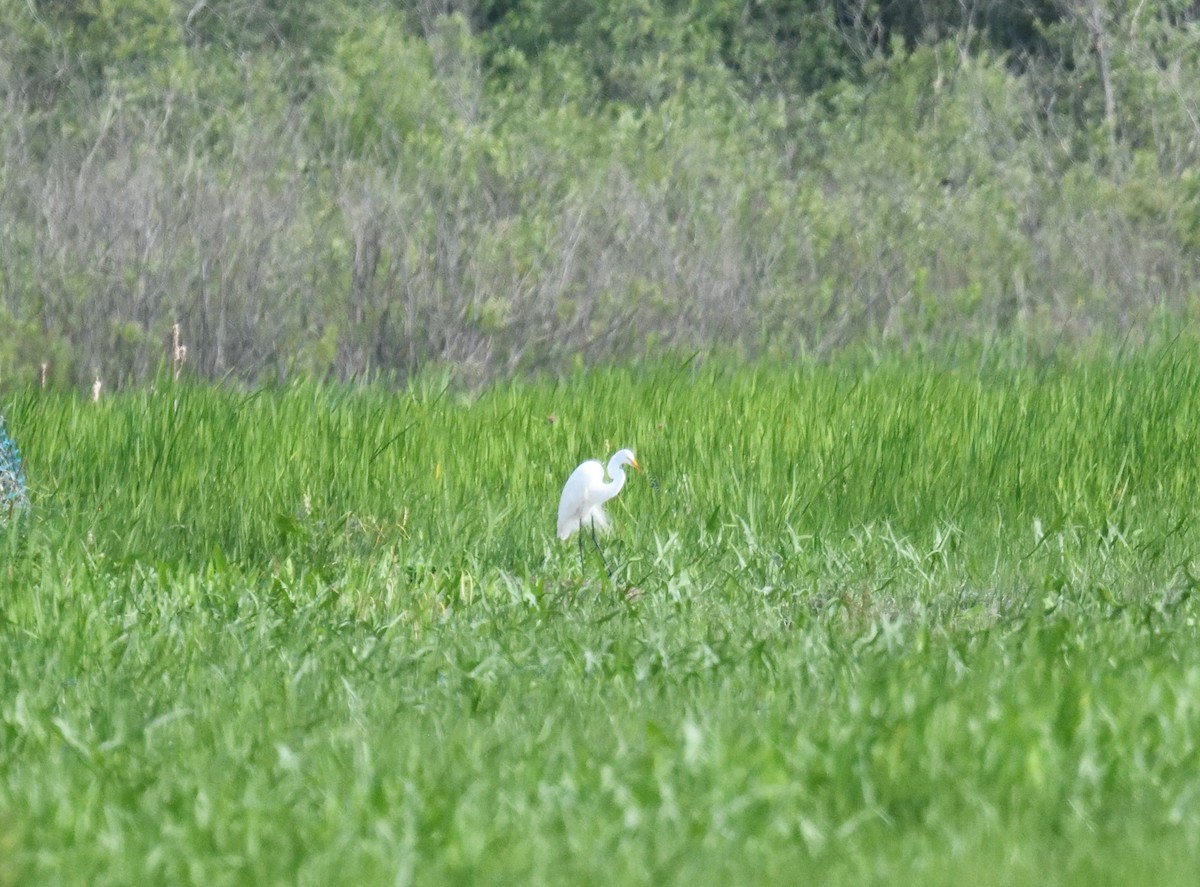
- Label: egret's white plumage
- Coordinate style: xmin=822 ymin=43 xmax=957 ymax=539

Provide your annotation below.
xmin=557 ymin=448 xmax=640 ymax=540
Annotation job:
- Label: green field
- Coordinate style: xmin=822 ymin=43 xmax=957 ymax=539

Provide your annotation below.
xmin=3 ymin=348 xmax=1200 ymax=885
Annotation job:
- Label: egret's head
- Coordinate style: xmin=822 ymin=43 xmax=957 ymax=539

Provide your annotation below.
xmin=612 ymin=448 xmax=641 ymax=473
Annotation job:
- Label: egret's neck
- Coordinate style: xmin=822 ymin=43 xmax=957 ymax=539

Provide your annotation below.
xmin=603 ymin=461 xmax=628 ymax=499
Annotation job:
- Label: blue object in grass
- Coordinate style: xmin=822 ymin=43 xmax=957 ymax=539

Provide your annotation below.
xmin=0 ymin=414 xmax=29 ymax=515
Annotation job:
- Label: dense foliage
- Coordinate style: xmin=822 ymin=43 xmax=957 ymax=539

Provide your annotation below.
xmin=4 ymin=351 xmax=1200 ymax=883
xmin=3 ymin=1 xmax=1200 ymax=386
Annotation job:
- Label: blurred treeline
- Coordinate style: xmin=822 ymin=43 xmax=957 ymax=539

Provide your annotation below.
xmin=3 ymin=0 xmax=1200 ymax=388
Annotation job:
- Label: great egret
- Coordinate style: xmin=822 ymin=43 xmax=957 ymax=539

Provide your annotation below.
xmin=557 ymin=448 xmax=641 ymax=572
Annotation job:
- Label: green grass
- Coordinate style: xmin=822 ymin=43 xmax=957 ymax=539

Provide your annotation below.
xmin=4 ymin=346 xmax=1200 ymax=885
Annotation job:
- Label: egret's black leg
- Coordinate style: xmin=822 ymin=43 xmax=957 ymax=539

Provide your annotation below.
xmin=589 ymin=517 xmax=612 ymax=577
xmin=578 ymin=531 xmax=585 ymax=571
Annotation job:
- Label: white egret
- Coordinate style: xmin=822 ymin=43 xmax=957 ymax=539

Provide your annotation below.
xmin=557 ymin=448 xmax=641 ymax=572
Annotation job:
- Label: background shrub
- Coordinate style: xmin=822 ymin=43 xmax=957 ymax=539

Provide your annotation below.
xmin=2 ymin=0 xmax=1200 ymax=388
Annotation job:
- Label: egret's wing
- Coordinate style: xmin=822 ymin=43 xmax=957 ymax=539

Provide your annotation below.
xmin=557 ymin=460 xmax=604 ymax=538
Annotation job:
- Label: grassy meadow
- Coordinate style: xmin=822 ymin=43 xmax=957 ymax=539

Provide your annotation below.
xmin=3 ymin=347 xmax=1200 ymax=885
